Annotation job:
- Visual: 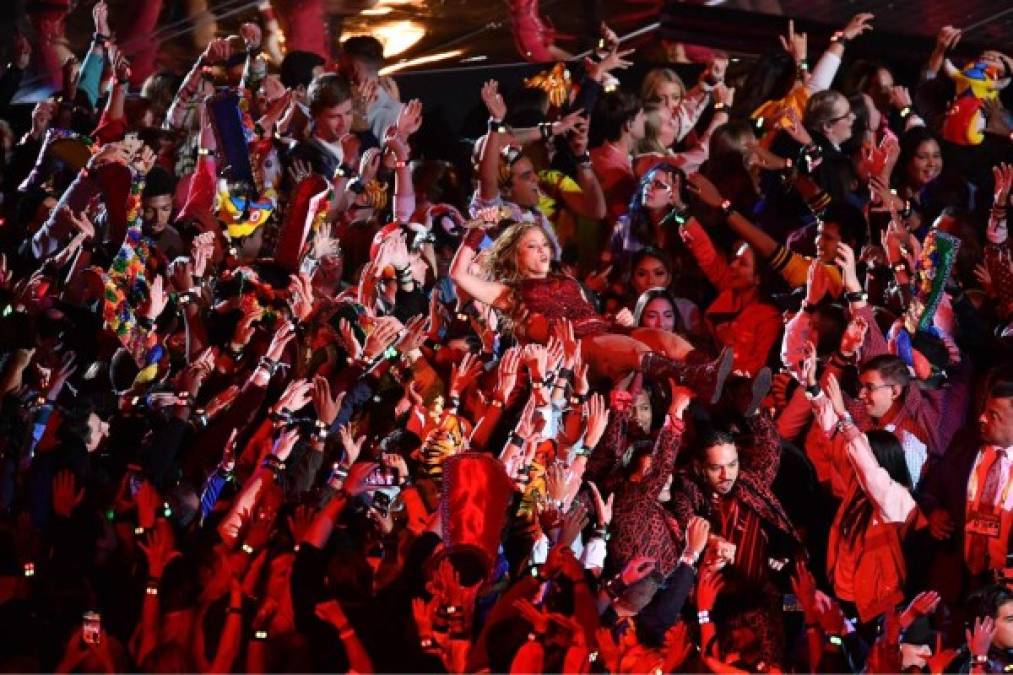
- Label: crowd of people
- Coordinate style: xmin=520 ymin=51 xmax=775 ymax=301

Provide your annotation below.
xmin=1 ymin=1 xmax=1013 ymax=672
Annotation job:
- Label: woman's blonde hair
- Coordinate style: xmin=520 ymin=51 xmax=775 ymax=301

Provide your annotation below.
xmin=483 ymin=221 xmax=551 ymax=283
xmin=641 ymin=68 xmax=686 ymax=105
xmin=636 ymin=104 xmax=670 ymax=155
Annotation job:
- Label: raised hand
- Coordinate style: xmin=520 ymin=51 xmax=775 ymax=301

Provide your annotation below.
xmin=994 ymin=162 xmax=1013 ymax=208
xmin=824 ymin=374 xmax=848 ymax=418
xmin=805 ymin=259 xmax=830 ymax=305
xmin=396 ymin=98 xmax=423 ymax=138
xmin=273 ymin=378 xmax=312 ymax=416
xmin=667 ymin=381 xmax=694 ymax=420
xmin=683 ymin=515 xmax=710 ymax=560
xmin=361 ymin=316 xmax=403 ymax=362
xmin=582 ymin=393 xmax=609 ymax=448
xmin=840 ymin=12 xmax=874 ymax=40
xmin=338 ymin=423 xmax=367 ymax=465
xmin=900 ymin=590 xmax=942 ymax=629
xmin=202 ymin=38 xmax=231 ymax=66
xmin=312 ymin=375 xmax=344 ymax=427
xmin=287 ymin=273 xmax=314 ymax=322
xmin=338 ymin=318 xmax=362 ymax=362
xmin=52 ymin=470 xmax=84 ymax=517
xmin=265 ymin=320 xmax=295 ymax=362
xmin=836 ymin=242 xmax=861 ymax=293
xmin=240 ymin=22 xmax=262 ymax=50
xmin=92 ymin=0 xmax=110 ymax=37
xmin=61 ymin=206 xmax=95 ymax=240
xmin=779 ymin=19 xmax=807 ymax=65
xmin=480 ymin=80 xmax=507 ymax=121
xmin=889 ymin=85 xmax=913 ymax=112
xmin=839 ymin=315 xmax=869 ymax=357
xmin=140 ymin=275 xmax=168 ymax=321
xmin=935 ymin=25 xmax=962 ymax=53
xmin=587 ymin=480 xmax=614 ymax=528
xmin=685 ymin=172 xmax=725 ymax=208
xmin=621 ymin=555 xmax=657 ymax=586
xmin=138 ymin=521 xmax=182 ymax=577
xmin=781 ymin=106 xmax=813 ymax=146
xmin=494 ymin=346 xmax=521 ymax=404
xmin=556 ymin=501 xmax=590 ymax=548
xmin=967 ymin=616 xmax=996 ymax=661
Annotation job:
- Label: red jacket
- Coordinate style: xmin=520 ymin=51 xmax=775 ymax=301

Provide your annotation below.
xmin=683 ymin=219 xmax=781 ymax=375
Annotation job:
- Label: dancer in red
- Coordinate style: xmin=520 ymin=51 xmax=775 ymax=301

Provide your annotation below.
xmin=450 ymin=220 xmax=733 ymax=399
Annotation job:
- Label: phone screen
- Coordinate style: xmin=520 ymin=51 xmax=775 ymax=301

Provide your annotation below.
xmin=82 ymin=611 xmax=101 ymax=645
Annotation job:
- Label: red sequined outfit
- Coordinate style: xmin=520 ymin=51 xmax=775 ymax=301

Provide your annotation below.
xmin=512 ymin=275 xmax=617 ymax=343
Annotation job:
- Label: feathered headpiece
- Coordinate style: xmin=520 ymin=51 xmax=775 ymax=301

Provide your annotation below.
xmin=524 ymin=62 xmax=572 ymax=110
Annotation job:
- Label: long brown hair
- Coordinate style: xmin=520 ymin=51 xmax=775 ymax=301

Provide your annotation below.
xmin=482 ymin=221 xmax=553 ymax=283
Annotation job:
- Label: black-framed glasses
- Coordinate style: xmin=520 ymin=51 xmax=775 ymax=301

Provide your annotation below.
xmin=857 ymin=382 xmax=893 ymax=393
xmin=828 ymin=109 xmax=853 ymax=124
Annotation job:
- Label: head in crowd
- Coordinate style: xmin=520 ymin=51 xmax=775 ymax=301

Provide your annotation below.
xmin=280 ymin=50 xmax=327 ymax=101
xmin=634 ymin=287 xmax=679 ymax=332
xmin=308 ymin=73 xmax=353 ymax=142
xmin=695 ymin=429 xmax=740 ymax=495
xmin=804 ymin=90 xmax=856 ymax=147
xmin=629 ymin=247 xmax=672 ymax=297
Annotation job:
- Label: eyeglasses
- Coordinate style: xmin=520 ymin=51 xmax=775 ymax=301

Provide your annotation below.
xmin=858 ymin=382 xmax=893 ymax=393
xmin=828 ymin=108 xmax=854 ymax=124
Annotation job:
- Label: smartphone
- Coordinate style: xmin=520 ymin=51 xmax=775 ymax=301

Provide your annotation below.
xmin=82 ymin=611 xmax=101 ymax=645
xmin=371 ymin=491 xmax=391 ymax=517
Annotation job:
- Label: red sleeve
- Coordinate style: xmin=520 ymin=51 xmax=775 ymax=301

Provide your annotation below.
xmin=92 ymin=111 xmax=127 ymax=145
xmin=177 ymin=156 xmax=218 ymax=222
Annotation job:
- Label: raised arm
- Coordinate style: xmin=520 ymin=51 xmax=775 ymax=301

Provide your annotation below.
xmin=478 ymin=80 xmax=509 ymax=202
xmin=686 ymin=173 xmax=779 ymax=260
xmin=642 ymin=383 xmax=691 ymax=498
xmin=449 ymin=233 xmax=509 ymax=309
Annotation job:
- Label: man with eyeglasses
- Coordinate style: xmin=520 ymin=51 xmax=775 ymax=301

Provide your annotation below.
xmin=852 ymin=354 xmax=930 ymax=487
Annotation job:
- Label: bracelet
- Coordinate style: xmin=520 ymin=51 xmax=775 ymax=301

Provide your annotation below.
xmin=972 ymin=654 xmax=989 ymax=665
xmin=576 ymin=151 xmax=592 ymax=166
xmin=713 ymin=102 xmax=727 ymax=112
xmin=697 ymin=610 xmax=711 ymax=624
xmin=197 ymin=147 xmax=212 ymax=156
xmin=259 ymin=356 xmax=281 ymax=376
xmin=393 ymin=159 xmax=407 ymax=169
xmin=538 ymin=122 xmax=552 ymax=140
xmin=570 ymin=392 xmax=590 ymax=405
xmin=175 ymin=391 xmax=194 ymax=407
xmin=253 ymin=629 xmax=269 ymax=641
xmin=487 ymin=118 xmax=509 ymax=135
xmin=719 ymin=199 xmax=734 ymax=217
xmin=843 ymin=290 xmax=867 ymax=303
xmin=419 ymin=637 xmax=434 ymax=649
xmin=145 ymin=585 xmax=159 ymax=596
xmin=805 ymin=384 xmax=822 ymax=399
xmin=898 ymin=105 xmax=913 ymax=119
xmin=830 ymin=31 xmax=851 ymax=46
xmin=333 ymin=163 xmax=356 ymax=180
xmin=241 ymin=543 xmax=255 ymax=555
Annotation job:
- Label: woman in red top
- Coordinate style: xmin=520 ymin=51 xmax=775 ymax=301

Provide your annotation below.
xmin=450 ymin=220 xmax=733 ymax=400
xmin=680 ymin=216 xmax=782 ymax=376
